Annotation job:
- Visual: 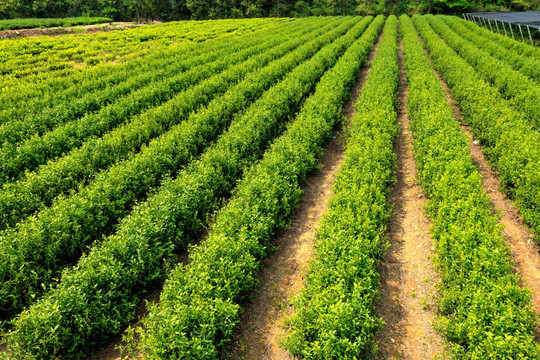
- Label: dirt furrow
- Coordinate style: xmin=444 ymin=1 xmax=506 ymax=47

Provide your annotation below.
xmin=224 ymin=32 xmax=383 ymax=360
xmin=374 ymin=33 xmax=444 ymax=360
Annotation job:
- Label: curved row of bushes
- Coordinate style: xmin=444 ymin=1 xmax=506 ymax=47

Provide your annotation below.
xmin=461 ymin=19 xmax=540 ymax=62
xmin=0 ymin=19 xmax=208 ymax=81
xmin=425 ymin=15 xmax=540 ymax=129
xmin=404 ymin=14 xmax=539 ymax=358
xmin=0 ymin=16 xmax=353 ymax=319
xmin=1 ymin=36 xmax=270 ymax=144
xmin=0 ymin=18 xmax=333 ymax=232
xmin=442 ymin=16 xmax=540 ymax=83
xmin=0 ymin=20 xmax=309 ymax=145
xmin=283 ymin=15 xmax=399 ymax=359
xmin=0 ymin=19 xmax=254 ymax=76
xmin=0 ymin=19 xmax=293 ymax=128
xmin=130 ymin=15 xmax=385 ymax=360
xmin=0 ymin=23 xmax=308 ymax=184
xmin=0 ymin=19 xmax=280 ymax=98
xmin=0 ymin=19 xmax=282 ymax=113
xmin=415 ymin=14 xmax=540 ymax=245
xmin=2 ymin=16 xmax=374 ymax=359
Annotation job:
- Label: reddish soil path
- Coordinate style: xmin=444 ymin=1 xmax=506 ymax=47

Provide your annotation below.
xmin=374 ymin=34 xmax=444 ymax=360
xmin=224 ymin=32 xmax=384 ymax=360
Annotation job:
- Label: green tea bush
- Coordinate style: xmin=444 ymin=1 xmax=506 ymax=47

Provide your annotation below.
xmin=404 ymin=14 xmax=539 ymax=358
xmin=0 ymin=18 xmax=329 ymax=232
xmin=133 ymin=15 xmax=384 ymax=360
xmin=3 ymin=17 xmax=368 ymax=359
xmin=0 ymin=17 xmax=348 ymax=320
xmin=441 ymin=16 xmax=540 ymax=84
xmin=283 ymin=15 xmax=399 ymax=359
xmin=426 ymin=15 xmax=540 ymax=129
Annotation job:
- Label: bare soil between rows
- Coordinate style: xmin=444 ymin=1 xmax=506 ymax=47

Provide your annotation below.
xmin=92 ymin=32 xmax=383 ymax=360
xmin=223 ymin=31 xmax=384 ymax=360
xmin=373 ymin=33 xmax=444 ymax=360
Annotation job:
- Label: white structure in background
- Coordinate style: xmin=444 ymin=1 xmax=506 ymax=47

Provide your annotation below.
xmin=463 ymin=11 xmax=540 ymax=46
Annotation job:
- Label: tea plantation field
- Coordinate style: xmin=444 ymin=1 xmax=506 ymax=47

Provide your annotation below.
xmin=0 ymin=15 xmax=539 ymax=359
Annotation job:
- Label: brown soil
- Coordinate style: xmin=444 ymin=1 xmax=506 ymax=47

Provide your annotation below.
xmin=373 ymin=34 xmax=444 ymax=360
xmin=224 ymin=32 xmax=384 ymax=360
xmin=421 ymin=29 xmax=540 ymax=340
xmin=0 ymin=22 xmax=142 ymax=39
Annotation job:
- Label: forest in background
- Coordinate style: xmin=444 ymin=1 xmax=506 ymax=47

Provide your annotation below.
xmin=1 ymin=0 xmax=539 ymax=25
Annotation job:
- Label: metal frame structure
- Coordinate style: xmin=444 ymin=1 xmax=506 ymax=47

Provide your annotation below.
xmin=463 ymin=11 xmax=539 ymax=46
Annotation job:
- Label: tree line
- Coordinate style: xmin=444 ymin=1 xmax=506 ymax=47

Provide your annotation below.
xmin=1 ymin=0 xmax=539 ymax=23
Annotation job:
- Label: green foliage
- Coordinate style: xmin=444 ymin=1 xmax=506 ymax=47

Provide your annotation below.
xmin=0 ymin=47 xmax=215 ymax=146
xmin=3 ymin=17 xmax=361 ymax=358
xmin=0 ymin=19 xmax=285 ymax=125
xmin=426 ymin=15 xmax=540 ymax=130
xmin=0 ymin=18 xmax=324 ymax=320
xmin=416 ymin=14 xmax=540 ymax=244
xmin=1 ymin=12 xmax=539 ymax=360
xmin=404 ymin=14 xmax=539 ymax=358
xmin=129 ymin=15 xmax=384 ymax=359
xmin=433 ymin=0 xmax=476 ymax=12
xmin=0 ymin=18 xmax=278 ymax=112
xmin=283 ymin=16 xmax=399 ymax=359
xmin=357 ymin=0 xmax=390 ymax=15
xmin=459 ymin=18 xmax=540 ymax=68
xmin=0 ymin=21 xmax=286 ymax=185
xmin=511 ymin=0 xmax=540 ymax=11
xmin=0 ymin=20 xmax=306 ymax=233
xmin=441 ymin=16 xmax=540 ymax=83
xmin=1 ymin=0 xmax=536 ymax=20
